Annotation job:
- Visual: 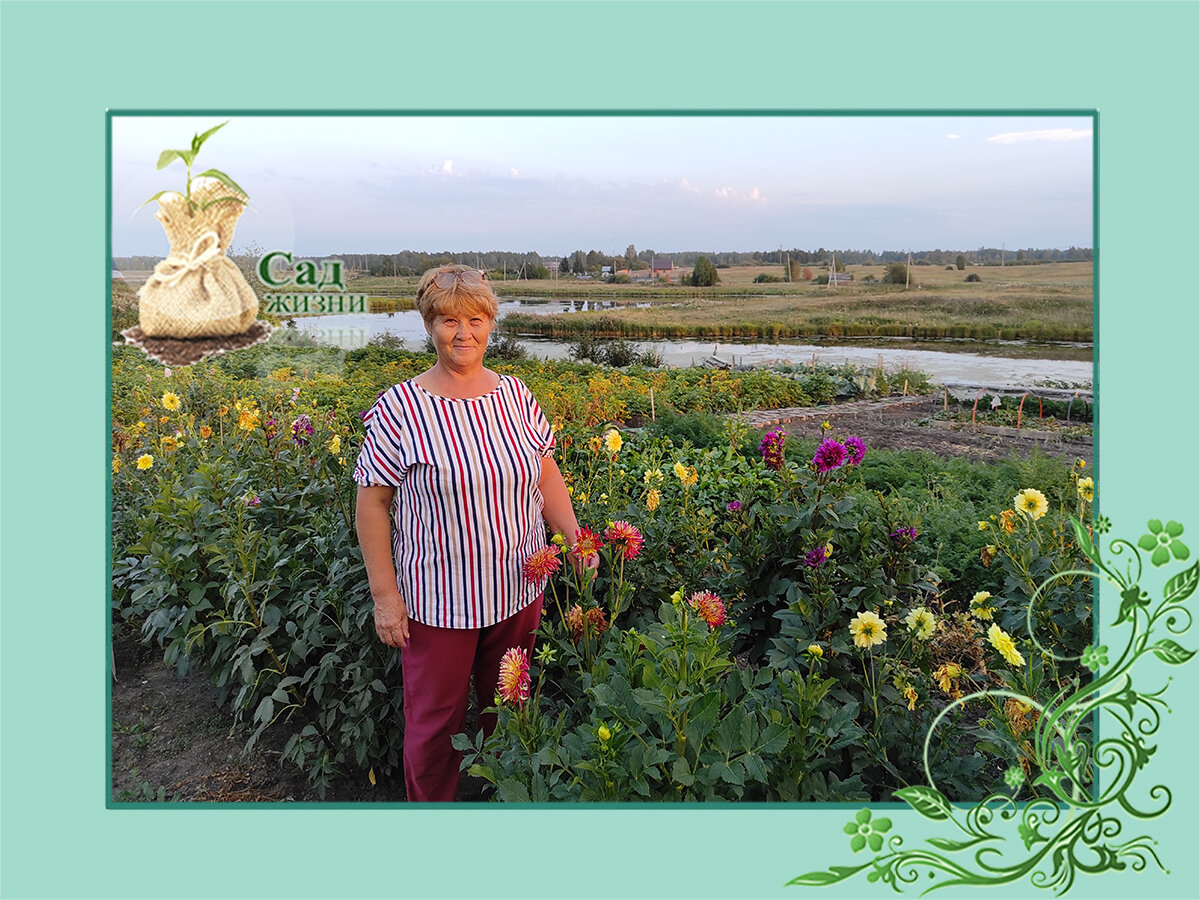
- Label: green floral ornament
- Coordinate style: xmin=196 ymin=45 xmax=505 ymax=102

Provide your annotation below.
xmin=789 ymin=518 xmax=1197 ymax=896
xmin=1093 ymin=514 xmax=1112 ymax=534
xmin=844 ymin=809 xmax=893 ymax=853
xmin=1080 ymin=644 xmax=1108 ymax=672
xmin=1137 ymin=519 xmax=1189 ymax=567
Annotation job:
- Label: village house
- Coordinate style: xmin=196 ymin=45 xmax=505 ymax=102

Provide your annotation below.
xmin=651 ymin=256 xmax=674 ymax=282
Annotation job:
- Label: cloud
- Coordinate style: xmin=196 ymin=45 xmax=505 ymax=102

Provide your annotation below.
xmin=678 ymin=177 xmax=700 ymax=193
xmin=713 ymin=186 xmax=733 ymax=198
xmin=441 ymin=159 xmax=454 ymax=174
xmin=749 ymin=187 xmax=764 ymax=202
xmin=509 ymin=167 xmax=520 ymax=179
xmin=987 ymin=128 xmax=1093 ymax=144
xmin=946 ymin=134 xmax=961 ymax=140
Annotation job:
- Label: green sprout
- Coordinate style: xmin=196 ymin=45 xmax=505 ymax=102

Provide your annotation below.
xmin=142 ymin=121 xmax=249 ymax=215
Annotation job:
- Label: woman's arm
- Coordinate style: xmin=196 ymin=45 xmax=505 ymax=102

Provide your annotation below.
xmin=539 ymin=456 xmax=598 ymax=576
xmin=355 ymin=485 xmax=410 ymax=648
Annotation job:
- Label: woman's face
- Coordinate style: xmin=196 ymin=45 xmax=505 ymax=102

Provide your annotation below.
xmin=427 ymin=309 xmax=493 ymax=370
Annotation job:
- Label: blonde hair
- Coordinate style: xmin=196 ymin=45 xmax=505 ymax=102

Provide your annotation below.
xmin=415 ymin=264 xmax=498 ymax=328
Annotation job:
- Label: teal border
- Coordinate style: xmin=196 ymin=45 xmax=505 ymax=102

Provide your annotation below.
xmin=3 ymin=3 xmax=1196 ymax=899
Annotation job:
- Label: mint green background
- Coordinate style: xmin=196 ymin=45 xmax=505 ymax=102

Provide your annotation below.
xmin=2 ymin=2 xmax=1197 ymax=898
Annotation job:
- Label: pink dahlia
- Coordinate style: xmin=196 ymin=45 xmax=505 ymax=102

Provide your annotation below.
xmin=604 ymin=520 xmax=644 ymax=561
xmin=522 ymin=545 xmax=562 ymax=584
xmin=688 ymin=591 xmax=727 ymax=630
xmin=759 ymin=430 xmax=788 ymax=471
xmin=844 ymin=435 xmax=866 ymax=466
xmin=497 ymin=647 xmax=531 ymax=706
xmin=812 ymin=438 xmax=847 ymax=473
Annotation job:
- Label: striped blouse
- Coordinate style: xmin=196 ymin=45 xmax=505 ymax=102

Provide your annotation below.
xmin=353 ymin=374 xmax=556 ymax=629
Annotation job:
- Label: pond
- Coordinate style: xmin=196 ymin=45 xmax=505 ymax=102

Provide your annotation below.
xmin=287 ymin=301 xmax=1093 ymax=388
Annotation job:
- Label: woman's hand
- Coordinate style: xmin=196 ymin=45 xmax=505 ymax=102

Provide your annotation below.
xmin=374 ymin=593 xmax=411 ymax=649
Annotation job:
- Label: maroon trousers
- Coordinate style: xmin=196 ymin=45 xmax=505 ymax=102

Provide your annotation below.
xmin=400 ymin=596 xmax=543 ymax=802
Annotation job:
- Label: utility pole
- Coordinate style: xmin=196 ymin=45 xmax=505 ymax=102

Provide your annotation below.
xmin=905 ymin=250 xmax=912 ymax=290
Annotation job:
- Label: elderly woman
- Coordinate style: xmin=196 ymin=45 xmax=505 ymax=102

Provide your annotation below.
xmin=354 ymin=264 xmax=592 ymax=802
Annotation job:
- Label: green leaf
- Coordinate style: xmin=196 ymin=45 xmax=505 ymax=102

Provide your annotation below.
xmin=198 ymin=195 xmax=248 ymax=211
xmin=1164 ymin=562 xmax=1199 ymax=605
xmin=786 ymin=864 xmax=872 ymax=887
xmin=140 ymin=190 xmax=172 ymax=208
xmin=157 ymin=149 xmax=186 ymax=170
xmin=893 ymin=785 xmax=952 ymax=820
xmin=927 ymin=836 xmax=984 ymax=852
xmin=1150 ymin=639 xmax=1196 ymax=665
xmin=191 ymin=120 xmax=228 ymax=153
xmin=672 ymin=758 xmax=695 ymax=787
xmin=497 ymin=779 xmax=530 ymax=802
xmin=195 ymin=168 xmax=249 ymax=199
xmin=1071 ymin=517 xmax=1095 ymax=561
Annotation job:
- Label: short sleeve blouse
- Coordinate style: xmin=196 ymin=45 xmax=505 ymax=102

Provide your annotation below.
xmin=353 ymin=374 xmax=556 ymax=629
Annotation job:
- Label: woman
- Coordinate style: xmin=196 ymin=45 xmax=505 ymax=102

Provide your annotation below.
xmin=354 ymin=264 xmax=593 ymax=802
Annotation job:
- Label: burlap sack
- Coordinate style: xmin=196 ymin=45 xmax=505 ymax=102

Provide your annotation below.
xmin=137 ymin=177 xmax=258 ymax=338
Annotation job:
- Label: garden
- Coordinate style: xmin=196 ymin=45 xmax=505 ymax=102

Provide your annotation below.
xmin=111 ymin=334 xmax=1096 ymax=802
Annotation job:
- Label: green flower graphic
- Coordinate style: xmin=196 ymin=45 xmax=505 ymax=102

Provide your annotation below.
xmin=1080 ymin=644 xmax=1108 ymax=672
xmin=1093 ymin=514 xmax=1112 ymax=534
xmin=843 ymin=808 xmax=892 ymax=853
xmin=1137 ymin=519 xmax=1189 ymax=567
xmin=789 ymin=518 xmax=1198 ymax=897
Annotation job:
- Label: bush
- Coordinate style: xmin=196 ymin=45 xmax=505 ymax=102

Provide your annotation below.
xmin=753 ymin=273 xmax=783 ymax=283
xmin=112 ymin=281 xmax=140 ymax=342
xmin=882 ymin=262 xmax=912 ymax=285
xmin=965 ymin=273 xmax=983 ymax=283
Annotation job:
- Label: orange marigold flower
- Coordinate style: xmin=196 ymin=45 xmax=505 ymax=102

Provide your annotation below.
xmin=200 ymin=425 xmax=213 ymax=439
xmin=522 ymin=546 xmax=562 ymax=584
xmin=688 ymin=591 xmax=727 ymax=629
xmin=496 ymin=647 xmax=530 ymax=706
xmin=603 ymin=520 xmax=644 ymax=561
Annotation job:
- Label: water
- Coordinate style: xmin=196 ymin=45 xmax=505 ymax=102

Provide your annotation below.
xmin=288 ymin=302 xmax=1093 ymax=388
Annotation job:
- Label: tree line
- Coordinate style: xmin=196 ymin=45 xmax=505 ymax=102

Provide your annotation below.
xmin=114 ymin=244 xmax=1091 ymax=276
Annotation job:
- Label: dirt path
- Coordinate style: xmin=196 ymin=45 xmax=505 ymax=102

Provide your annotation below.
xmin=735 ymin=393 xmax=1092 ymax=465
xmin=111 ymin=394 xmax=1092 ymax=803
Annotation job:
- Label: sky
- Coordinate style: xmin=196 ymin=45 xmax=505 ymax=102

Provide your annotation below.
xmin=111 ymin=115 xmax=1094 ymax=258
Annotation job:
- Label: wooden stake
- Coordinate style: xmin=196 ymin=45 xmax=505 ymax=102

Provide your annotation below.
xmin=650 ymin=387 xmax=656 ymax=421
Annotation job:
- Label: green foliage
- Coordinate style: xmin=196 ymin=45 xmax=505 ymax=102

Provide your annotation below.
xmin=966 ymin=273 xmax=983 ymax=283
xmin=754 ymin=273 xmax=783 ymax=283
xmin=689 ymin=255 xmax=720 ymax=287
xmin=955 ymin=254 xmax=967 ymax=270
xmin=143 ymin=120 xmax=247 ymax=213
xmin=882 ymin=262 xmax=912 ymax=285
xmin=569 ymin=335 xmax=661 ymax=368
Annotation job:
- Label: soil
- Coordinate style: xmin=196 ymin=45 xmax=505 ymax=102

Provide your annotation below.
xmin=110 ymin=393 xmax=1092 ymax=804
xmin=120 ymin=321 xmax=273 ymax=368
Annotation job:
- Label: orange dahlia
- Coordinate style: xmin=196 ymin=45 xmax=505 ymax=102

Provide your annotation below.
xmin=571 ymin=527 xmax=604 ymax=562
xmin=497 ymin=647 xmax=531 ymax=706
xmin=522 ymin=545 xmax=562 ymax=584
xmin=688 ymin=591 xmax=727 ymax=629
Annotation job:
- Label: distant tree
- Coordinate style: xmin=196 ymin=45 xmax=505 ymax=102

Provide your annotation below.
xmin=560 ymin=257 xmax=570 ymax=274
xmin=955 ymin=253 xmax=966 ymax=270
xmin=571 ymin=251 xmax=585 ymax=274
xmin=624 ymin=244 xmax=638 ymax=267
xmin=801 ymin=266 xmax=814 ymax=282
xmin=690 ymin=255 xmax=720 ymax=287
xmin=788 ymin=259 xmax=802 ymax=281
xmin=882 ymin=262 xmax=912 ymax=285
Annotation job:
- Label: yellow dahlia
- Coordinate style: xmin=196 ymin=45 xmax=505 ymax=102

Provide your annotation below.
xmin=1077 ymin=477 xmax=1093 ymax=502
xmin=646 ymin=489 xmax=661 ymax=512
xmin=1013 ymin=488 xmax=1048 ymax=521
xmin=849 ymin=610 xmax=887 ymax=649
xmin=136 ymin=454 xmax=153 ymax=470
xmin=603 ymin=428 xmax=622 ymax=454
xmin=970 ymin=591 xmax=995 ymax=620
xmin=987 ymin=623 xmax=1026 ymax=667
xmin=904 ymin=606 xmax=936 ymax=640
xmin=161 ymin=391 xmax=181 ymax=411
